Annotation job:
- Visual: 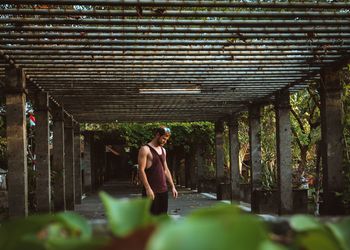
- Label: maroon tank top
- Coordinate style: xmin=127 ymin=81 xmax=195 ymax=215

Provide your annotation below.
xmin=144 ymin=144 xmax=168 ymax=193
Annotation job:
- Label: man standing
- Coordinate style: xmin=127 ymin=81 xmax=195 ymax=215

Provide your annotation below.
xmin=138 ymin=126 xmax=178 ymax=215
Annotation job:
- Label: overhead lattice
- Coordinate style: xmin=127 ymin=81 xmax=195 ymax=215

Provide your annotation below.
xmin=0 ymin=0 xmax=349 ymax=122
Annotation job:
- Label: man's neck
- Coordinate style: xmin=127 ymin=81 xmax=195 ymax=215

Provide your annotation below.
xmin=149 ymin=139 xmax=161 ymax=148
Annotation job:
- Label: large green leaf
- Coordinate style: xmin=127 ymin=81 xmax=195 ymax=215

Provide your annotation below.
xmin=45 ymin=238 xmax=106 ymax=250
xmin=147 ymin=212 xmax=268 ymax=250
xmin=258 ymin=241 xmax=289 ymax=250
xmin=289 ymin=215 xmax=324 ymax=232
xmin=295 ymin=230 xmax=342 ymax=250
xmin=55 ymin=211 xmax=92 ymax=238
xmin=187 ymin=203 xmax=242 ymax=220
xmin=326 ymin=217 xmax=350 ymax=250
xmin=99 ymin=191 xmax=153 ymax=237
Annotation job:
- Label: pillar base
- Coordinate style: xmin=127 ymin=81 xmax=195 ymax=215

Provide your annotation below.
xmin=217 ymin=183 xmax=231 ymax=200
xmin=320 ymin=192 xmax=346 ymax=215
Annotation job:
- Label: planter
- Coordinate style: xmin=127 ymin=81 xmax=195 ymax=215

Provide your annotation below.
xmin=240 ymin=183 xmax=251 ymax=203
xmin=319 ymin=192 xmax=348 ymax=215
xmin=251 ymin=189 xmax=308 ymax=214
xmin=197 ymin=179 xmax=216 ymax=193
xmin=217 ymin=183 xmax=231 ymax=200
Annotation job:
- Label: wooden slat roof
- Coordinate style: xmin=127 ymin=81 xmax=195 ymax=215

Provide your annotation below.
xmin=0 ymin=0 xmax=349 ymax=122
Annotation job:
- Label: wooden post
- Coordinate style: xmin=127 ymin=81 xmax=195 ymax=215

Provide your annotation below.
xmin=249 ymin=104 xmax=262 ymax=213
xmin=196 ymin=144 xmax=205 ymax=192
xmin=5 ymin=65 xmax=28 ymax=217
xmin=35 ymin=91 xmax=51 ymax=213
xmin=52 ymin=106 xmax=65 ymax=211
xmin=320 ymin=67 xmax=345 ymax=215
xmin=64 ymin=116 xmax=75 ymax=210
xmin=74 ymin=123 xmax=82 ymax=204
xmin=189 ymin=146 xmax=197 ymax=190
xmin=228 ymin=115 xmax=241 ymax=201
xmin=83 ymin=131 xmax=92 ymax=193
xmin=215 ymin=120 xmax=225 ymax=200
xmin=275 ymin=89 xmax=293 ymax=214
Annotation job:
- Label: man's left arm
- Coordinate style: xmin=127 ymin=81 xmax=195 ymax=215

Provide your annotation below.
xmin=163 ymin=149 xmax=178 ymax=199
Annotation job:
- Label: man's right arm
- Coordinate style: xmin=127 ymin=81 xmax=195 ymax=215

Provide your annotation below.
xmin=138 ymin=146 xmax=155 ymax=200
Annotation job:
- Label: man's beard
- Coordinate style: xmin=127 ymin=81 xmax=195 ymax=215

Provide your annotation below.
xmin=157 ymin=139 xmax=164 ymax=146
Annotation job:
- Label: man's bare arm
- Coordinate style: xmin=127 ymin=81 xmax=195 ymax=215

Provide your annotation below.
xmin=138 ymin=146 xmax=155 ymax=200
xmin=163 ymin=149 xmax=178 ymax=198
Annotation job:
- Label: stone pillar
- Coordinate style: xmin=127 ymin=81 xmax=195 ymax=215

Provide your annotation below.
xmin=249 ymin=104 xmax=262 ymax=212
xmin=189 ymin=146 xmax=197 ymax=190
xmin=196 ymin=145 xmax=205 ymax=192
xmin=74 ymin=124 xmax=82 ymax=204
xmin=228 ymin=115 xmax=240 ymax=201
xmin=171 ymin=151 xmax=177 ymax=185
xmin=275 ymin=89 xmax=293 ymax=215
xmin=90 ymin=136 xmax=98 ymax=191
xmin=320 ymin=67 xmax=344 ymax=215
xmin=52 ymin=106 xmax=65 ymax=211
xmin=83 ymin=132 xmax=92 ymax=193
xmin=64 ymin=116 xmax=75 ymax=210
xmin=34 ymin=92 xmax=51 ymax=213
xmin=185 ymin=152 xmax=191 ymax=188
xmin=215 ymin=120 xmax=225 ymax=200
xmin=5 ymin=65 xmax=28 ymax=217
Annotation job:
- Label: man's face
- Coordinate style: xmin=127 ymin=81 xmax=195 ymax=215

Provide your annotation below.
xmin=156 ymin=134 xmax=170 ymax=146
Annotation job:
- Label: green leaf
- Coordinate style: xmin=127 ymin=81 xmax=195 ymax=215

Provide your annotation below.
xmin=326 ymin=217 xmax=350 ymax=250
xmin=56 ymin=211 xmax=92 ymax=238
xmin=0 ymin=214 xmax=56 ymax=250
xmin=258 ymin=241 xmax=289 ymax=250
xmin=296 ymin=230 xmax=342 ymax=250
xmin=187 ymin=203 xmax=242 ymax=220
xmin=147 ymin=213 xmax=268 ymax=250
xmin=45 ymin=237 xmax=107 ymax=250
xmin=99 ymin=191 xmax=153 ymax=237
xmin=289 ymin=215 xmax=324 ymax=232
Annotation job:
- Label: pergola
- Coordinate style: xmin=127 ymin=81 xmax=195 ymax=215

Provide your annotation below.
xmin=0 ymin=0 xmax=349 ymax=217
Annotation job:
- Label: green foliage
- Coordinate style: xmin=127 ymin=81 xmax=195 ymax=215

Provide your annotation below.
xmin=261 ymin=105 xmax=277 ymax=190
xmin=83 ymin=121 xmax=214 ymax=153
xmin=1 ymin=195 xmax=350 ymax=250
xmin=147 ymin=205 xmax=268 ymax=250
xmin=99 ymin=191 xmax=153 ymax=237
xmin=0 ymin=212 xmax=102 ymax=250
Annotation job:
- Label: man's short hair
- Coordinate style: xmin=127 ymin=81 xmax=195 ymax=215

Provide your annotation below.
xmin=155 ymin=126 xmax=171 ymax=136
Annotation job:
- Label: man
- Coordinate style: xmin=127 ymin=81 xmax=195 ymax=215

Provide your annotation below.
xmin=138 ymin=126 xmax=178 ymax=215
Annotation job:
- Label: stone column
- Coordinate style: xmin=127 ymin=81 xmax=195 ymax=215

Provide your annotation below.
xmin=64 ymin=116 xmax=75 ymax=210
xmin=196 ymin=145 xmax=205 ymax=192
xmin=215 ymin=120 xmax=225 ymax=200
xmin=83 ymin=132 xmax=92 ymax=193
xmin=320 ymin=67 xmax=345 ymax=215
xmin=5 ymin=65 xmax=28 ymax=217
xmin=249 ymin=104 xmax=262 ymax=212
xmin=34 ymin=92 xmax=51 ymax=213
xmin=275 ymin=89 xmax=293 ymax=215
xmin=52 ymin=106 xmax=65 ymax=211
xmin=185 ymin=152 xmax=191 ymax=188
xmin=171 ymin=151 xmax=177 ymax=184
xmin=90 ymin=136 xmax=98 ymax=191
xmin=74 ymin=124 xmax=82 ymax=204
xmin=189 ymin=146 xmax=197 ymax=190
xmin=228 ymin=115 xmax=240 ymax=201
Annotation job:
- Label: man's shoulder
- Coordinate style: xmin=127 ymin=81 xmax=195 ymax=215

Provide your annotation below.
xmin=139 ymin=144 xmax=151 ymax=152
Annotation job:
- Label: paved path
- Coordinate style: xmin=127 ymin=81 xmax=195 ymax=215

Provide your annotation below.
xmin=75 ymin=179 xmax=230 ymax=220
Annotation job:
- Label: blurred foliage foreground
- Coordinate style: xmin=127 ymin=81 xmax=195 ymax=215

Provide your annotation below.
xmin=0 ymin=193 xmax=349 ymax=250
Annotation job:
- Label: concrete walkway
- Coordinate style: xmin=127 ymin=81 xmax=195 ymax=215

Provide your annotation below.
xmin=75 ymin=179 xmax=231 ymax=220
